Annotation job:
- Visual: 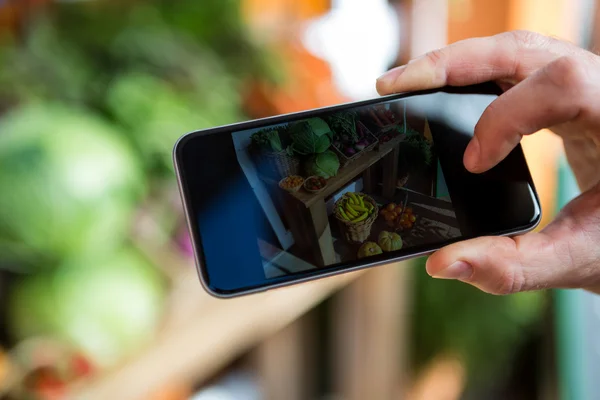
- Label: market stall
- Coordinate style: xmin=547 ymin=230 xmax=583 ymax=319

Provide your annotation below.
xmin=233 ymin=102 xmax=462 ymax=275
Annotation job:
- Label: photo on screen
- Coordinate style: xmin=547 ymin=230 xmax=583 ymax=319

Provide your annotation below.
xmin=230 ymin=98 xmax=462 ymax=279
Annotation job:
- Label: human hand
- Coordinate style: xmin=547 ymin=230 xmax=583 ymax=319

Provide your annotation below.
xmin=376 ymin=30 xmax=600 ymax=295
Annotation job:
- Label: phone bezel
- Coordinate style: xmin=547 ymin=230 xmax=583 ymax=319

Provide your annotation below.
xmin=173 ymin=83 xmax=542 ymax=298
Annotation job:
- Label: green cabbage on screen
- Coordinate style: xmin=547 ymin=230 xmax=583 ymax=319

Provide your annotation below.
xmin=304 ymin=150 xmax=340 ymax=179
xmin=289 ymin=117 xmax=333 ymax=155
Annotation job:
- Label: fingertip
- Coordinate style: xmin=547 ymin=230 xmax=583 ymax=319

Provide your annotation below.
xmin=375 ymin=65 xmax=406 ymax=95
xmin=427 ymin=236 xmax=531 ymax=294
xmin=425 ymin=250 xmax=448 ymax=277
xmin=375 ymin=78 xmax=389 ymax=96
xmin=463 ymin=136 xmax=481 ymax=173
xmin=433 ymin=260 xmax=474 ymax=280
xmin=424 ymin=255 xmax=436 ymax=276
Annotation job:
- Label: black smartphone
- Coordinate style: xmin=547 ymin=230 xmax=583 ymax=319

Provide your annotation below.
xmin=173 ymin=82 xmax=541 ymax=298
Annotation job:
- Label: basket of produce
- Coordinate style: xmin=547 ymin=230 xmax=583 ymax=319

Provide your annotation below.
xmin=356 ymin=231 xmax=403 ymax=259
xmin=251 ymin=126 xmax=300 ymax=179
xmin=304 ymin=176 xmax=327 ymax=194
xmin=326 ymin=112 xmax=379 ymax=168
xmin=261 ymin=150 xmax=300 ymax=179
xmin=379 ymin=201 xmax=417 ymax=231
xmin=366 ymin=104 xmax=400 ymax=130
xmin=279 ymin=175 xmax=304 ymax=193
xmin=377 ymin=125 xmax=403 ymax=144
xmin=333 ymin=192 xmax=379 ymax=244
xmin=360 ymin=105 xmax=407 ymax=144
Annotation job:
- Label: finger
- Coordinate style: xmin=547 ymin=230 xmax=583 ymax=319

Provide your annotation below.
xmin=425 ymin=234 xmax=554 ymax=294
xmin=464 ymin=55 xmax=592 ymax=173
xmin=375 ymin=30 xmax=575 ymax=95
xmin=425 ymin=185 xmax=600 ymax=294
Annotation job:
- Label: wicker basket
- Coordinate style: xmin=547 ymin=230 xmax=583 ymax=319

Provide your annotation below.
xmin=251 ymin=147 xmax=300 ymax=180
xmin=331 ymin=121 xmax=379 ymax=168
xmin=333 ymin=192 xmax=379 ymax=244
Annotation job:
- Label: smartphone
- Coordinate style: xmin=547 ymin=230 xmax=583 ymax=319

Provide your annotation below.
xmin=173 ymin=82 xmax=541 ymax=298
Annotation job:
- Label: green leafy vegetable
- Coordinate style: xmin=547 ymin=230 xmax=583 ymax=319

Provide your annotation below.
xmin=289 ymin=118 xmax=332 ymax=155
xmin=0 ymin=104 xmax=145 ymax=270
xmin=399 ymin=128 xmax=433 ymax=166
xmin=326 ymin=111 xmax=359 ymax=143
xmin=251 ymin=127 xmax=284 ymax=152
xmin=7 ymin=248 xmax=167 ymax=368
xmin=304 ymin=150 xmax=340 ymax=179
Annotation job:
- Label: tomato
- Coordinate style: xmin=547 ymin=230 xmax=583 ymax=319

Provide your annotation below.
xmin=72 ymin=353 xmax=94 ymax=377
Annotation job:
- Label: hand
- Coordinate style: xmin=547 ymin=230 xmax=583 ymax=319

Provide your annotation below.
xmin=376 ymin=30 xmax=600 ymax=295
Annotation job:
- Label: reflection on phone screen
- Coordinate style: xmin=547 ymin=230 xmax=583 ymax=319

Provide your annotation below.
xmin=230 ymin=97 xmax=465 ymax=279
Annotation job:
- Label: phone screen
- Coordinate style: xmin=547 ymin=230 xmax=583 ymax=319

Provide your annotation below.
xmin=176 ymin=85 xmax=541 ymax=295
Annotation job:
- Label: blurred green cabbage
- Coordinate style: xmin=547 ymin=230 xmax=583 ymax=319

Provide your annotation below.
xmin=0 ymin=0 xmax=278 ymax=364
xmin=6 ymin=248 xmax=167 ymax=367
xmin=0 ymin=0 xmax=281 ymax=174
xmin=0 ymin=103 xmax=144 ymax=270
xmin=0 ymin=0 xmax=280 ymax=272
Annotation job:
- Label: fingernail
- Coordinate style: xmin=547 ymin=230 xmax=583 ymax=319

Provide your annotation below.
xmin=433 ymin=261 xmax=473 ymax=280
xmin=464 ymin=136 xmax=480 ymax=172
xmin=376 ymin=65 xmax=406 ymax=85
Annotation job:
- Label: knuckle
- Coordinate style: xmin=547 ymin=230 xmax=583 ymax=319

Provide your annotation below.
xmin=495 ymin=268 xmax=521 ymax=295
xmin=492 ymin=258 xmax=526 ymax=295
xmin=545 ymin=56 xmax=587 ymax=90
xmin=487 ymin=237 xmax=525 ymax=295
xmin=506 ymin=30 xmax=548 ymax=49
xmin=423 ymin=48 xmax=447 ymax=67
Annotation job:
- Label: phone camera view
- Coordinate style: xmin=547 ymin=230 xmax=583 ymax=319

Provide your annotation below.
xmin=231 ymin=99 xmax=462 ymax=279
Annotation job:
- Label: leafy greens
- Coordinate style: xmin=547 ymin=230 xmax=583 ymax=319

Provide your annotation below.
xmin=289 ymin=118 xmax=333 ymax=155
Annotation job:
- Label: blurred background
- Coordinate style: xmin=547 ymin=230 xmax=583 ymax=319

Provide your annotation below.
xmin=0 ymin=0 xmax=597 ymax=399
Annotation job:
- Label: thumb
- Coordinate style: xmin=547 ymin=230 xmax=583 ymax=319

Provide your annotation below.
xmin=425 ymin=185 xmax=600 ymax=294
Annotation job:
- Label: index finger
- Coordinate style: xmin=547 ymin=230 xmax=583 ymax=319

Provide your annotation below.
xmin=375 ymin=30 xmax=572 ymax=95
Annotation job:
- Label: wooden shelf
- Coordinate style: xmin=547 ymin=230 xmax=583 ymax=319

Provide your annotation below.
xmin=265 ymin=134 xmax=407 ymax=209
xmin=69 ymin=266 xmax=362 ymax=400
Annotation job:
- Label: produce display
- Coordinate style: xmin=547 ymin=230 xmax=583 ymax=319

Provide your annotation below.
xmin=377 ymin=125 xmax=403 ymax=144
xmin=346 ymin=200 xmax=418 ymax=260
xmin=365 ymin=104 xmax=399 ymax=128
xmin=304 ymin=150 xmax=340 ymax=179
xmin=329 ymin=115 xmax=377 ymax=159
xmin=279 ymin=175 xmax=304 ymax=192
xmin=251 ymin=127 xmax=284 ymax=153
xmin=357 ymin=242 xmax=383 ymax=259
xmin=304 ymin=176 xmax=327 ymax=193
xmin=380 ymin=202 xmax=417 ymax=230
xmin=0 ymin=0 xmax=281 ymax=395
xmin=246 ymin=105 xmax=393 ymax=185
xmin=7 ymin=249 xmax=166 ymax=369
xmin=243 ymin=97 xmax=456 ymax=272
xmin=399 ymin=130 xmax=434 ymax=167
xmin=0 ymin=104 xmax=145 ymax=269
xmin=378 ymin=231 xmax=403 ymax=252
xmin=289 ymin=118 xmax=333 ymax=155
xmin=9 ymin=338 xmax=95 ymax=399
xmin=337 ymin=192 xmax=376 ymax=223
